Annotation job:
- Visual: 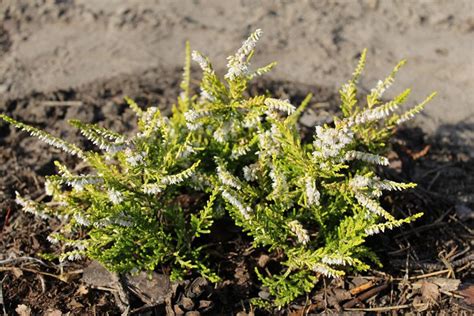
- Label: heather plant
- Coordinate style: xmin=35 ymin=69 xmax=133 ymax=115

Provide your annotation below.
xmin=1 ymin=29 xmax=435 ymax=307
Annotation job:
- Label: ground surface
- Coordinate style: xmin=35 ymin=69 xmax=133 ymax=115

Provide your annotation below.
xmin=0 ymin=0 xmax=473 ymax=315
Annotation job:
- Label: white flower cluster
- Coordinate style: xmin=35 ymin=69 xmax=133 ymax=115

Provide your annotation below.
xmin=370 ymin=80 xmax=387 ymax=98
xmin=222 ymin=190 xmax=251 ymax=219
xmin=305 ymin=177 xmax=321 ymax=206
xmin=225 ymin=29 xmax=262 ymax=80
xmin=29 ymin=128 xmax=83 ymax=158
xmin=354 ymin=192 xmax=394 ymax=220
xmin=161 ymin=164 xmax=197 ymax=185
xmin=191 ymin=50 xmax=213 ymax=73
xmin=344 ymin=99 xmax=399 ymax=128
xmin=243 ymin=111 xmax=262 ymax=128
xmin=47 ymin=234 xmax=60 ymax=244
xmin=243 ymin=163 xmax=259 ymax=182
xmin=73 ymin=213 xmax=91 ymax=226
xmin=217 ymin=165 xmax=241 ymax=189
xmin=113 ymin=211 xmax=133 ymax=227
xmin=184 ymin=109 xmax=212 ymax=122
xmin=312 ymin=264 xmax=338 ymax=278
xmin=143 ymin=106 xmax=158 ymax=123
xmin=365 ymin=222 xmax=396 ymax=236
xmin=345 ymin=150 xmax=389 ymax=166
xmin=264 ymin=98 xmax=296 ymax=114
xmin=288 ymin=220 xmax=310 ymax=245
xmin=350 ymin=175 xmax=410 ymax=194
xmin=62 ymin=252 xmax=84 ymax=262
xmin=313 ymin=126 xmax=353 ymax=159
xmin=106 ymin=142 xmax=128 ymax=155
xmin=373 ymin=179 xmax=408 ymax=191
xmin=365 ymin=225 xmax=384 ymax=236
xmin=44 ymin=179 xmax=56 ymax=196
xmin=340 ymin=83 xmax=353 ymax=96
xmin=142 ymin=183 xmax=162 ymax=195
xmin=77 ymin=125 xmax=126 ymax=154
xmin=257 ymin=130 xmax=280 ymax=158
xmin=15 ymin=192 xmax=49 ymax=219
xmin=199 ymin=88 xmax=215 ymax=102
xmin=349 ymin=175 xmax=371 ymax=190
xmin=269 ymin=164 xmax=288 ymax=195
xmin=231 ymin=142 xmax=251 ymax=160
xmin=184 ymin=109 xmax=212 ymax=130
xmin=65 ymin=240 xmax=88 ymax=251
xmin=108 ymin=189 xmax=123 ymax=205
xmin=64 ymin=175 xmax=103 ymax=192
xmin=321 ymin=255 xmax=354 ymax=266
xmin=189 ymin=173 xmax=212 ymax=191
xmin=125 ymin=148 xmax=146 ymax=167
xmin=177 ymin=144 xmax=195 ymax=159
xmin=213 ymin=124 xmax=229 ymax=143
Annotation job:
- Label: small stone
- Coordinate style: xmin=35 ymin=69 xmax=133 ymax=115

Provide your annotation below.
xmin=173 ymin=304 xmax=185 ymax=315
xmin=257 ymin=254 xmax=270 ymax=268
xmin=125 ymin=271 xmax=172 ymax=305
xmin=258 ymin=290 xmax=270 ymax=300
xmin=185 ymin=277 xmax=208 ymax=298
xmin=455 ymin=204 xmax=474 ymax=221
xmin=299 ymin=109 xmax=318 ymax=128
xmin=180 ymin=297 xmax=195 ymax=311
xmin=185 ymin=312 xmax=200 ymax=316
xmin=197 ymin=300 xmax=213 ymax=311
xmin=82 ymin=260 xmax=117 ymax=288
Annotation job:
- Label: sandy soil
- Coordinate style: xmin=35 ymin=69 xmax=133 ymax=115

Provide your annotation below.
xmin=0 ymin=0 xmax=473 ymax=141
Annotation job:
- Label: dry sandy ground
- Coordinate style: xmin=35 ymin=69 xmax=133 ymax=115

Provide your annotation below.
xmin=0 ymin=0 xmax=473 ymax=147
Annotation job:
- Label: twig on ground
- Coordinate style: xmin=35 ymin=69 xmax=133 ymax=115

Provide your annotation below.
xmin=344 ymin=303 xmax=428 ymax=312
xmin=0 ymin=275 xmax=7 ymax=316
xmin=40 ymin=101 xmax=83 ymax=107
xmin=349 ymin=280 xmax=375 ymax=295
xmin=343 ymin=283 xmax=389 ymax=308
xmin=0 ymin=266 xmax=83 ymax=283
xmin=0 ymin=256 xmax=48 ymax=267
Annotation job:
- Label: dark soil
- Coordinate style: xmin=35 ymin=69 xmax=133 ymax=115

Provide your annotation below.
xmin=0 ymin=69 xmax=473 ymax=315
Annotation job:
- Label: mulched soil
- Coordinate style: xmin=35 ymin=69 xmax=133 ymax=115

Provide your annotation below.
xmin=0 ymin=69 xmax=472 ymax=315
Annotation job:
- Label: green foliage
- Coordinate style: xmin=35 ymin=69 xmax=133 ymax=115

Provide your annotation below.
xmin=0 ymin=29 xmax=435 ymax=307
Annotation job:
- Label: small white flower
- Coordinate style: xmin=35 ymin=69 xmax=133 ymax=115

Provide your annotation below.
xmin=67 ymin=252 xmax=83 ymax=261
xmin=217 ymin=165 xmax=241 ymax=189
xmin=192 ymin=50 xmax=213 ymax=73
xmin=125 ymin=149 xmax=145 ymax=167
xmin=264 ymin=98 xmax=296 ymax=114
xmin=222 ymin=190 xmax=251 ymax=219
xmin=349 ymin=175 xmax=371 ymax=190
xmin=288 ymin=220 xmax=310 ymax=245
xmin=225 ymin=29 xmax=263 ymax=80
xmin=47 ymin=235 xmax=60 ymax=244
xmin=243 ymin=163 xmax=259 ymax=182
xmin=305 ymin=177 xmax=321 ymax=206
xmin=200 ymin=88 xmax=215 ymax=102
xmin=108 ymin=189 xmax=123 ymax=205
xmin=345 ymin=151 xmax=389 ymax=166
xmin=74 ymin=214 xmax=90 ymax=226
xmin=142 ymin=183 xmax=162 ymax=195
xmin=312 ymin=264 xmax=337 ymax=278
xmin=313 ymin=126 xmax=353 ymax=159
xmin=44 ymin=179 xmax=55 ymax=196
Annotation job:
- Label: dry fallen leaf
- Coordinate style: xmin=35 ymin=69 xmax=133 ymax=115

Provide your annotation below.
xmin=459 ymin=284 xmax=474 ymax=306
xmin=15 ymin=304 xmax=31 ymax=316
xmin=420 ymin=281 xmax=440 ymax=304
xmin=430 ymin=277 xmax=461 ymax=292
xmin=75 ymin=284 xmax=89 ymax=296
xmin=11 ymin=267 xmax=23 ymax=278
xmin=44 ymin=309 xmax=62 ymax=316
